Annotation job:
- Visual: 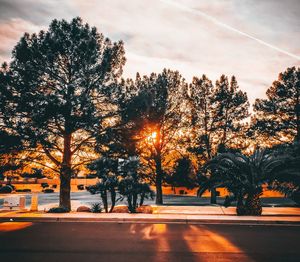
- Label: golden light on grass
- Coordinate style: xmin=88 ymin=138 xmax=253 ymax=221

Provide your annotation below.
xmin=0 ymin=222 xmax=33 ymax=232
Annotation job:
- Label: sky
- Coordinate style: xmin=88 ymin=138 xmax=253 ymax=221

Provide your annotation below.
xmin=0 ymin=0 xmax=299 ymax=103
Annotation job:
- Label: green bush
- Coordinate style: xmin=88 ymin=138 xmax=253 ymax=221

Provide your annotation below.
xmin=47 ymin=207 xmax=69 ymax=213
xmin=41 ymin=183 xmax=49 ymax=188
xmin=0 ymin=185 xmax=13 ymax=193
xmin=77 ymin=184 xmax=84 ymax=190
xmin=43 ymin=188 xmax=54 ymax=193
xmin=86 ymin=174 xmax=97 ymax=179
xmin=91 ymin=203 xmax=102 ymax=213
xmin=16 ymin=188 xmax=31 ymax=192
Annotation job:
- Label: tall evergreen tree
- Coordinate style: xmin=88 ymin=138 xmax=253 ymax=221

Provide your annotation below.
xmin=167 ymin=156 xmax=196 ymax=190
xmin=121 ymin=69 xmax=187 ymax=204
xmin=95 ymin=76 xmax=142 ymax=160
xmin=214 ymin=75 xmax=249 ymax=145
xmin=0 ymin=64 xmax=24 ymax=179
xmin=4 ymin=17 xmax=126 ymax=210
xmin=189 ymin=74 xmax=249 ymax=203
xmin=253 ymin=67 xmax=300 ymax=144
xmin=0 ymin=130 xmax=23 ymax=180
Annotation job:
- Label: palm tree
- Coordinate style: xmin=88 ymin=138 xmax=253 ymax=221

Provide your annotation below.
xmin=198 ymin=148 xmax=298 ymax=215
xmin=266 ymin=142 xmax=300 ymax=204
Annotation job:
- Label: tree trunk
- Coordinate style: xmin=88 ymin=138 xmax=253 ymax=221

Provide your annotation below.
xmin=245 ymin=192 xmax=262 ymax=216
xmin=210 ymin=188 xmax=217 ymax=204
xmin=101 ymin=191 xmax=108 ymax=213
xmin=204 ymin=133 xmax=217 ymax=204
xmin=155 ymin=156 xmax=163 ymax=205
xmin=296 ymin=93 xmax=300 ymax=142
xmin=155 ymin=175 xmax=163 ymax=204
xmin=236 ymin=194 xmax=246 ymax=216
xmin=59 ymin=133 xmax=72 ymax=211
xmin=109 ymin=187 xmax=116 ymax=213
xmin=139 ymin=193 xmax=145 ymax=206
xmin=132 ymin=193 xmax=137 ymax=211
xmin=128 ymin=194 xmax=135 ymax=213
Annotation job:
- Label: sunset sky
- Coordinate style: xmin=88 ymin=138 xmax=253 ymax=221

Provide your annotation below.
xmin=0 ymin=0 xmax=299 ymax=103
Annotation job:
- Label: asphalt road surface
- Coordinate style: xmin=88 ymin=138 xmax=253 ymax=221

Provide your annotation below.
xmin=0 ymin=222 xmax=299 ymax=262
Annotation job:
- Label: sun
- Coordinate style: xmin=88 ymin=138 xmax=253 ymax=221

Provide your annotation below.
xmin=150 ymin=131 xmax=157 ymax=139
xmin=146 ymin=131 xmax=157 ymax=143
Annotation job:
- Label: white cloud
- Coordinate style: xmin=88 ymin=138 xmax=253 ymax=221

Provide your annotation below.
xmin=0 ymin=18 xmax=40 ymax=62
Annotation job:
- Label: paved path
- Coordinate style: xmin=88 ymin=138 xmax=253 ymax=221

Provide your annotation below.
xmin=156 ymin=205 xmax=300 ymax=216
xmin=0 ymin=222 xmax=299 ymax=261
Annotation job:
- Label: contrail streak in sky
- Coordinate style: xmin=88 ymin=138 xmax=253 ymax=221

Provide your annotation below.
xmin=160 ymin=0 xmax=300 ymax=61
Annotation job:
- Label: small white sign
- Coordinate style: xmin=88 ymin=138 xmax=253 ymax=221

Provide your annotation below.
xmin=3 ymin=196 xmax=21 ymax=210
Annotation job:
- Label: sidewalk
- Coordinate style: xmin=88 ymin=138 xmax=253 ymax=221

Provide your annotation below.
xmin=155 ymin=205 xmax=300 ymax=216
xmin=1 ymin=205 xmax=300 ymax=225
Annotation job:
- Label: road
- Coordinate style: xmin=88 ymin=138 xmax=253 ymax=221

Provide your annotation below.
xmin=0 ymin=222 xmax=299 ymax=261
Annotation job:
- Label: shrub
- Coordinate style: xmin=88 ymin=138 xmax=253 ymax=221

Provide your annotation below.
xmin=136 ymin=205 xmax=153 ymax=214
xmin=86 ymin=185 xmax=96 ymax=194
xmin=0 ymin=185 xmax=13 ymax=193
xmin=16 ymin=188 xmax=31 ymax=192
xmin=8 ymin=184 xmax=16 ymax=190
xmin=77 ymin=184 xmax=84 ymax=190
xmin=112 ymin=205 xmax=129 ymax=213
xmin=291 ymin=191 xmax=300 ymax=206
xmin=86 ymin=174 xmax=97 ymax=179
xmin=118 ymin=176 xmax=154 ymax=213
xmin=41 ymin=183 xmax=49 ymax=188
xmin=47 ymin=207 xmax=69 ymax=213
xmin=87 ymin=156 xmax=153 ymax=213
xmin=91 ymin=203 xmax=102 ymax=213
xmin=43 ymin=188 xmax=54 ymax=193
xmin=76 ymin=206 xmax=91 ymax=212
xmin=87 ymin=178 xmax=118 ymax=213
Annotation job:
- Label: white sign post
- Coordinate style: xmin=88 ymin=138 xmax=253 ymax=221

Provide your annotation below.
xmin=30 ymin=193 xmax=38 ymax=211
xmin=19 ymin=196 xmax=26 ymax=210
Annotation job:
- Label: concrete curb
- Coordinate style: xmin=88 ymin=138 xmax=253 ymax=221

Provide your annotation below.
xmin=1 ymin=215 xmax=300 ymax=225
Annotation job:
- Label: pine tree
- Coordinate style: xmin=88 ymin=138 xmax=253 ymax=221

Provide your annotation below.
xmin=168 ymin=156 xmax=196 ymax=190
xmin=4 ymin=17 xmax=126 ymax=210
xmin=253 ymin=67 xmax=300 ymax=144
xmin=0 ymin=130 xmax=23 ymax=180
xmin=0 ymin=64 xmax=24 ymax=179
xmin=120 ymin=69 xmax=187 ymax=204
xmin=189 ymin=74 xmax=249 ymax=203
xmin=214 ymin=75 xmax=250 ymax=146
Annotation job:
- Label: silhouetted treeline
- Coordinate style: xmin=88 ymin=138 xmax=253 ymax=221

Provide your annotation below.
xmin=0 ymin=17 xmax=299 ymax=209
